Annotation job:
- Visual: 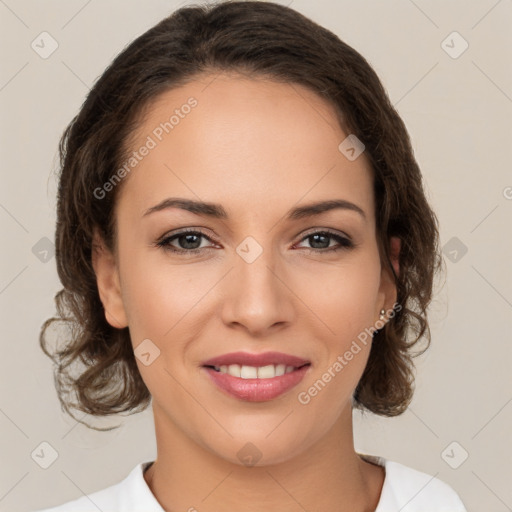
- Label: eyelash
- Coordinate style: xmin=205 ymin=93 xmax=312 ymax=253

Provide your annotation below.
xmin=155 ymin=228 xmax=354 ymax=256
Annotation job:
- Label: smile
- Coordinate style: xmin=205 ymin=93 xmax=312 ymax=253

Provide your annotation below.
xmin=202 ymin=363 xmax=311 ymax=402
xmin=208 ymin=363 xmax=303 ymax=379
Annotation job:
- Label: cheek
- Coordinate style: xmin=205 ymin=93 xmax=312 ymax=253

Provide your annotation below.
xmin=296 ymin=253 xmax=381 ymax=394
xmin=117 ymin=239 xmax=208 ymax=342
xmin=117 ymin=252 xmax=207 ymax=396
xmin=295 ymin=264 xmax=380 ymax=421
xmin=300 ymin=254 xmax=382 ymax=339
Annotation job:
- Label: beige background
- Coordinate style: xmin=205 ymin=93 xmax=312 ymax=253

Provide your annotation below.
xmin=1 ymin=0 xmax=511 ymax=510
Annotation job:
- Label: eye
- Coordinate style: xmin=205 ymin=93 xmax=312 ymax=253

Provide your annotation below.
xmin=156 ymin=229 xmax=217 ymax=255
xmin=295 ymin=230 xmax=354 ymax=253
xmin=155 ymin=228 xmax=354 ymax=256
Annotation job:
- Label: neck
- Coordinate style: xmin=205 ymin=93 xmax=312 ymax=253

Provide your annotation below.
xmin=144 ymin=401 xmax=384 ymax=512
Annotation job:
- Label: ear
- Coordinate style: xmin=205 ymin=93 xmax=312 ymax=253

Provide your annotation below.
xmin=91 ymin=227 xmax=128 ymax=329
xmin=376 ymin=236 xmax=401 ymax=317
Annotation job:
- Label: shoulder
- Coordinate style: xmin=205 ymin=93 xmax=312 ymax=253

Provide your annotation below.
xmin=376 ymin=457 xmax=468 ymax=512
xmin=32 ymin=461 xmax=162 ymax=512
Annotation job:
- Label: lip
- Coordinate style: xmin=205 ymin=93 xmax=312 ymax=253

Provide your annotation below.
xmin=201 ymin=351 xmax=312 ymax=402
xmin=202 ymin=351 xmax=310 ymax=368
xmin=202 ymin=364 xmax=311 ymax=402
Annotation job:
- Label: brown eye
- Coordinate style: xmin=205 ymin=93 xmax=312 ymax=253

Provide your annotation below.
xmin=156 ymin=229 xmax=216 ymax=255
xmin=296 ymin=231 xmax=354 ymax=252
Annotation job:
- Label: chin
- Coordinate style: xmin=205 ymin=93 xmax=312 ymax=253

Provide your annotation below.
xmin=203 ymin=427 xmax=318 ymax=468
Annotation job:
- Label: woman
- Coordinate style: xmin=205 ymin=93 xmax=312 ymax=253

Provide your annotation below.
xmin=35 ymin=1 xmax=467 ymax=510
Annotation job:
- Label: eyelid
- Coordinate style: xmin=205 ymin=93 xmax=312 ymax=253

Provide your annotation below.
xmin=156 ymin=226 xmax=352 ymax=246
xmin=297 ymin=226 xmax=351 ymax=241
xmin=156 ymin=227 xmax=219 ymax=245
xmin=155 ymin=226 xmax=355 ymax=256
xmin=293 ymin=228 xmax=354 ymax=252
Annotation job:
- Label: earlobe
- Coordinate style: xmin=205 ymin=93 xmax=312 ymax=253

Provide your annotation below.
xmin=377 ymin=236 xmax=401 ymax=321
xmin=91 ymin=228 xmax=128 ymax=329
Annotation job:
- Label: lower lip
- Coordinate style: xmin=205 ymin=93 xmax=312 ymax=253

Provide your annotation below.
xmin=203 ymin=365 xmax=310 ymax=402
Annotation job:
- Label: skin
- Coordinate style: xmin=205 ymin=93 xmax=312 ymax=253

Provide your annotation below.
xmin=92 ymin=71 xmax=400 ymax=512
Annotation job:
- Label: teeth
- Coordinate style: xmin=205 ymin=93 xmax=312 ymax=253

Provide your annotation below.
xmin=241 ymin=365 xmax=258 ymax=379
xmin=275 ymin=364 xmax=286 ymax=376
xmin=213 ymin=364 xmax=298 ymax=379
xmin=227 ymin=364 xmax=240 ymax=377
xmin=257 ymin=365 xmax=277 ymax=378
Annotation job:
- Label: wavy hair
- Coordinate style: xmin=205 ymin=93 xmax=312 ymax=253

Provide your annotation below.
xmin=40 ymin=0 xmax=443 ymax=429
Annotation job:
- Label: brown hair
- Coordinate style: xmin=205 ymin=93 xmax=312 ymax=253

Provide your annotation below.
xmin=40 ymin=0 xmax=442 ymax=429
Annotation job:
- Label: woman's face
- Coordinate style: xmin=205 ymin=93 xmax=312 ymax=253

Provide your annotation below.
xmin=93 ymin=71 xmax=397 ymax=465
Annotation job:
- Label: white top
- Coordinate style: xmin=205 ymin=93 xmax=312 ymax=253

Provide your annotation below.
xmin=33 ymin=455 xmax=468 ymax=512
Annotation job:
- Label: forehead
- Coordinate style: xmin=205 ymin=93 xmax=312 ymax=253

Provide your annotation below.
xmin=117 ymin=72 xmax=374 ymax=222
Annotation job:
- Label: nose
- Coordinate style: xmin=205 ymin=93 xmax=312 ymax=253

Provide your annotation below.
xmin=219 ymin=244 xmax=295 ymax=336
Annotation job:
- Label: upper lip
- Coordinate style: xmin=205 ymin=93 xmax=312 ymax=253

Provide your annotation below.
xmin=202 ymin=351 xmax=311 ymax=368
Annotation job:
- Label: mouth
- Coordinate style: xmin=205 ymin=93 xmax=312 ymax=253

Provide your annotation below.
xmin=200 ymin=351 xmax=312 ymax=401
xmin=203 ymin=362 xmax=311 ymax=379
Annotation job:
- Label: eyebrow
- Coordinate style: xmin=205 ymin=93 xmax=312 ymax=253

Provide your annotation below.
xmin=142 ymin=197 xmax=366 ymax=220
